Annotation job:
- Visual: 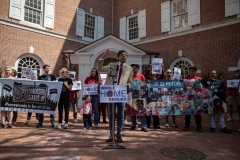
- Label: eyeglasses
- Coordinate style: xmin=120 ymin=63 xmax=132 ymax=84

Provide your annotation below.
xmin=120 ymin=54 xmax=128 ymax=57
xmin=62 ymin=71 xmax=68 ymax=73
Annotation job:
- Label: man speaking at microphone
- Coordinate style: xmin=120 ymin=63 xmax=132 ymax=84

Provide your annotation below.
xmin=98 ymin=49 xmax=132 ymax=143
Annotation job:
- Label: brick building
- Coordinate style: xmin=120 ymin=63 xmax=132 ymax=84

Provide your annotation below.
xmin=0 ymin=0 xmax=240 ymax=84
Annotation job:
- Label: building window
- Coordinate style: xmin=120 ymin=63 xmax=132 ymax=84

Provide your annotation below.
xmin=128 ymin=15 xmax=139 ymax=41
xmin=170 ymin=57 xmax=194 ymax=79
xmin=172 ymin=0 xmax=188 ymax=29
xmin=16 ymin=56 xmax=41 ymax=78
xmin=24 ymin=0 xmax=42 ymax=25
xmin=84 ymin=13 xmax=96 ymax=39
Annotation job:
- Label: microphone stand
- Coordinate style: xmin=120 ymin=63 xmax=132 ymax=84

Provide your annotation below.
xmin=102 ymin=67 xmax=126 ymax=150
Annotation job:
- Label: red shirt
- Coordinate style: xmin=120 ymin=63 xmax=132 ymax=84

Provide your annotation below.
xmin=132 ymin=73 xmax=145 ymax=80
xmin=185 ymin=75 xmax=202 ymax=80
xmin=84 ymin=77 xmax=102 ymax=85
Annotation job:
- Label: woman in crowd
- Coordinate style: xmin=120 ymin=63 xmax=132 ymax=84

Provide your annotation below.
xmin=56 ymin=68 xmax=73 ymax=129
xmin=84 ymin=68 xmax=102 ymax=128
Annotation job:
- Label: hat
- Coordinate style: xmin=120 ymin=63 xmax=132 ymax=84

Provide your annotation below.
xmin=131 ymin=64 xmax=139 ymax=69
xmin=189 ymin=66 xmax=197 ymax=71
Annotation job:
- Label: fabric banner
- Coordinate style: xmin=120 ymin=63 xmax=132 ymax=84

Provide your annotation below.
xmin=0 ymin=78 xmax=63 ymax=114
xmin=125 ymin=79 xmax=226 ymax=116
xmin=72 ymin=81 xmax=81 ymax=91
xmin=83 ymin=84 xmax=98 ymax=95
xmin=100 ymin=85 xmax=127 ymax=103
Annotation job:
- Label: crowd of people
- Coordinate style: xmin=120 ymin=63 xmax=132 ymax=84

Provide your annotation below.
xmin=0 ymin=50 xmax=240 ymax=144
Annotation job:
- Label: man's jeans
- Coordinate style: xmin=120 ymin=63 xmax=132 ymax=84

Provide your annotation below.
xmin=131 ymin=116 xmax=147 ymax=128
xmin=108 ymin=103 xmax=124 ymax=137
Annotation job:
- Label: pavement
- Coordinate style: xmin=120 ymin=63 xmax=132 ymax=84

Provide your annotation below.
xmin=0 ymin=112 xmax=240 ymax=160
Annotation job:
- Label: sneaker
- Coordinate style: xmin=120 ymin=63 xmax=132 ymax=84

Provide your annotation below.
xmin=165 ymin=122 xmax=169 ymax=128
xmin=141 ymin=128 xmax=148 ymax=132
xmin=183 ymin=125 xmax=190 ymax=131
xmin=196 ymin=125 xmax=203 ymax=132
xmin=51 ymin=121 xmax=55 ymax=127
xmin=210 ymin=127 xmax=215 ymax=132
xmin=36 ymin=122 xmax=43 ymax=128
xmin=74 ymin=119 xmax=78 ymax=123
xmin=155 ymin=125 xmax=161 ymax=129
xmin=220 ymin=127 xmax=232 ymax=134
xmin=89 ymin=127 xmax=92 ymax=130
xmin=124 ymin=119 xmax=129 ymax=125
xmin=0 ymin=124 xmax=5 ymax=129
xmin=94 ymin=124 xmax=98 ymax=129
xmin=130 ymin=126 xmax=138 ymax=130
xmin=172 ymin=123 xmax=178 ymax=128
xmin=64 ymin=123 xmax=68 ymax=129
xmin=7 ymin=124 xmax=12 ymax=128
xmin=24 ymin=120 xmax=30 ymax=125
xmin=56 ymin=123 xmax=61 ymax=129
xmin=226 ymin=117 xmax=233 ymax=122
xmin=83 ymin=127 xmax=87 ymax=130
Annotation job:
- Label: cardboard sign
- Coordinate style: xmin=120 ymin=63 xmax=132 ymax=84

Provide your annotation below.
xmin=83 ymin=84 xmax=98 ymax=95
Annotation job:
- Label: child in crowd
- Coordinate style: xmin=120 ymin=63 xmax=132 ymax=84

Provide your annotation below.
xmin=209 ymin=98 xmax=231 ymax=134
xmin=80 ymin=95 xmax=92 ymax=130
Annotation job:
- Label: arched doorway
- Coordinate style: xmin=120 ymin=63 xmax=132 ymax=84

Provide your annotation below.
xmin=170 ymin=57 xmax=194 ymax=79
xmin=15 ymin=54 xmax=43 ymax=78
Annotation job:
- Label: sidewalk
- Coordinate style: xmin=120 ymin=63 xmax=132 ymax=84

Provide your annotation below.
xmin=0 ymin=112 xmax=239 ymax=160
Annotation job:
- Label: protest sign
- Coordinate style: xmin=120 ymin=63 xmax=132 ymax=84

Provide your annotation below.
xmin=21 ymin=68 xmax=32 ymax=78
xmin=100 ymin=85 xmax=127 ymax=103
xmin=100 ymin=74 xmax=107 ymax=85
xmin=172 ymin=67 xmax=181 ymax=80
xmin=83 ymin=84 xmax=98 ymax=95
xmin=227 ymin=80 xmax=239 ymax=88
xmin=125 ymin=79 xmax=226 ymax=116
xmin=72 ymin=81 xmax=81 ymax=91
xmin=68 ymin=71 xmax=76 ymax=78
xmin=0 ymin=78 xmax=63 ymax=114
xmin=152 ymin=58 xmax=163 ymax=74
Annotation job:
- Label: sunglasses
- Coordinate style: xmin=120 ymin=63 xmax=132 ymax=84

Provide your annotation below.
xmin=62 ymin=71 xmax=68 ymax=73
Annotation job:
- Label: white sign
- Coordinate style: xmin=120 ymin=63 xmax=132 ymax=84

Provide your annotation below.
xmin=173 ymin=67 xmax=181 ymax=80
xmin=31 ymin=70 xmax=37 ymax=79
xmin=21 ymin=68 xmax=32 ymax=78
xmin=83 ymin=84 xmax=98 ymax=95
xmin=100 ymin=74 xmax=107 ymax=85
xmin=227 ymin=80 xmax=240 ymax=88
xmin=100 ymin=85 xmax=127 ymax=103
xmin=68 ymin=71 xmax=76 ymax=78
xmin=152 ymin=58 xmax=163 ymax=74
xmin=72 ymin=81 xmax=81 ymax=91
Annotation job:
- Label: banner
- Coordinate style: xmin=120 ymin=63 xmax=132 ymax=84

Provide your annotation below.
xmin=125 ymin=79 xmax=226 ymax=116
xmin=152 ymin=58 xmax=163 ymax=74
xmin=100 ymin=85 xmax=127 ymax=103
xmin=72 ymin=81 xmax=81 ymax=91
xmin=83 ymin=84 xmax=98 ymax=95
xmin=0 ymin=78 xmax=63 ymax=114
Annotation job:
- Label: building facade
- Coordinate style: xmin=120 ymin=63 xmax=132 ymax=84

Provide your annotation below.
xmin=1 ymin=0 xmax=240 ymax=87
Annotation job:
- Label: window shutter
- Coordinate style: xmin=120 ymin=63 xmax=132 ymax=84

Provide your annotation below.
xmin=119 ymin=17 xmax=127 ymax=40
xmin=138 ymin=9 xmax=146 ymax=38
xmin=44 ymin=0 xmax=55 ymax=29
xmin=76 ymin=8 xmax=85 ymax=37
xmin=188 ymin=0 xmax=201 ymax=25
xmin=97 ymin=16 xmax=104 ymax=39
xmin=9 ymin=0 xmax=23 ymax=20
xmin=225 ymin=0 xmax=240 ymax=17
xmin=161 ymin=1 xmax=171 ymax=33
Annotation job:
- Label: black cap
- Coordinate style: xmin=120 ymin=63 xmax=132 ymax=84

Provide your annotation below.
xmin=131 ymin=64 xmax=139 ymax=69
xmin=189 ymin=66 xmax=197 ymax=71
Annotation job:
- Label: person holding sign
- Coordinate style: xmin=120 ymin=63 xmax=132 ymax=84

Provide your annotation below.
xmin=184 ymin=66 xmax=203 ymax=132
xmin=37 ymin=64 xmax=56 ymax=128
xmin=98 ymin=50 xmax=132 ymax=143
xmin=56 ymin=68 xmax=73 ymax=129
xmin=0 ymin=67 xmax=14 ymax=129
xmin=129 ymin=64 xmax=147 ymax=132
xmin=226 ymin=69 xmax=240 ymax=122
xmin=84 ymin=68 xmax=102 ymax=128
